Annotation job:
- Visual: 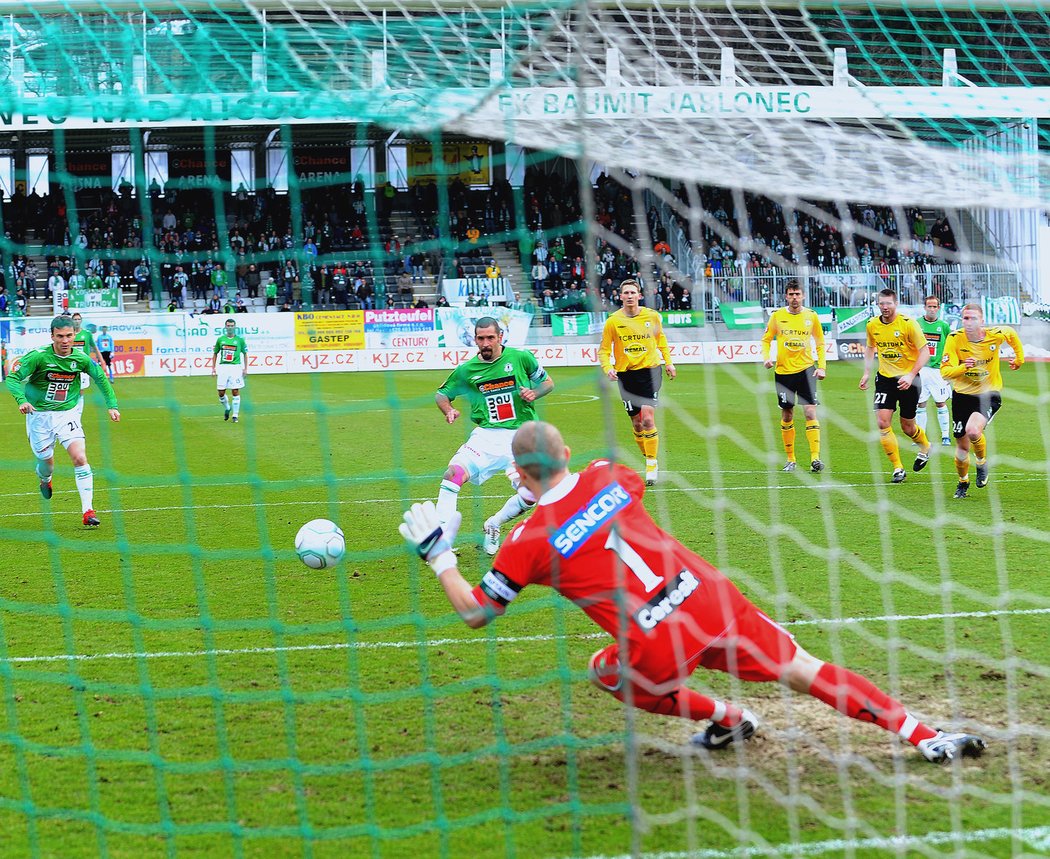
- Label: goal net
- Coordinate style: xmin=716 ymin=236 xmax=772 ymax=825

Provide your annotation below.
xmin=0 ymin=2 xmax=1047 ymax=857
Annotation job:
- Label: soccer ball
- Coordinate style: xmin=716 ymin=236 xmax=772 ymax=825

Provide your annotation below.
xmin=295 ymin=519 xmax=345 ymax=569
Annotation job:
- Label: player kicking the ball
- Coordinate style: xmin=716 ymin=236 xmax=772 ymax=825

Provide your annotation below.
xmin=434 ymin=316 xmax=554 ymax=555
xmin=401 ymin=420 xmax=986 ymax=764
xmin=5 ymin=315 xmax=120 ymax=527
xmin=212 ymin=318 xmax=248 ymax=422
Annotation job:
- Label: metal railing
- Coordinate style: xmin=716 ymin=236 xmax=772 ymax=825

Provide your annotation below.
xmin=647 ymin=191 xmax=1024 ymax=319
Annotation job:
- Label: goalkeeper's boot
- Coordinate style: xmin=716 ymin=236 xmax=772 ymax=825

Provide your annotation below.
xmin=913 ymin=449 xmax=930 ymax=472
xmin=810 ymin=459 xmax=824 ymax=473
xmin=82 ymin=509 xmax=100 ymax=527
xmin=975 ymin=461 xmax=989 ymax=488
xmin=692 ymin=708 xmax=759 ymax=750
xmin=645 ymin=460 xmax=659 ymax=486
xmin=40 ymin=478 xmax=53 ymax=500
xmin=891 ymin=468 xmax=907 ymax=484
xmin=483 ymin=521 xmax=501 ymax=556
xmin=954 ymin=481 xmax=969 ymax=499
xmin=917 ymin=731 xmax=986 ymax=763
xmin=782 ymin=461 xmax=797 ymax=473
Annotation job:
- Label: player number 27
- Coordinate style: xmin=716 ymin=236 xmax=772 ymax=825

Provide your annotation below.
xmin=605 ymin=529 xmax=661 ymax=593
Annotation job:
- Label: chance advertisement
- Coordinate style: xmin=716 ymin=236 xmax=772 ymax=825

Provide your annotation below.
xmin=294 ymin=311 xmax=365 ymax=350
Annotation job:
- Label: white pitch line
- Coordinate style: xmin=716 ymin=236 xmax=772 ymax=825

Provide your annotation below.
xmin=5 ymin=607 xmax=1047 ymax=666
xmin=0 ymin=468 xmax=1042 ymax=502
xmin=0 ymin=475 xmax=1046 ymax=519
xmin=566 ymin=824 xmax=1050 ymax=859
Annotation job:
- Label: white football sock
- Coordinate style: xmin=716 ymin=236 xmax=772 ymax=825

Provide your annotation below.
xmin=937 ymin=404 xmax=950 ymax=438
xmin=74 ymin=465 xmax=93 ymax=513
xmin=36 ymin=459 xmax=53 ymax=481
xmin=486 ymin=493 xmax=533 ymax=529
xmin=436 ymin=479 xmax=461 ymax=523
xmin=915 ymin=403 xmax=929 ymax=433
xmin=232 ymin=395 xmax=241 ymax=418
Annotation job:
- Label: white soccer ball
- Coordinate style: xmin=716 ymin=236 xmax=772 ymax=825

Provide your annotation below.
xmin=295 ymin=519 xmax=346 ymax=569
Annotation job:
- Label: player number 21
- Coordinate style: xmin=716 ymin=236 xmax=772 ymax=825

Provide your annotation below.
xmin=605 ymin=529 xmax=662 ymax=593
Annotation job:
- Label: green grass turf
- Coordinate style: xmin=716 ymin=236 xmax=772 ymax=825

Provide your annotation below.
xmin=1 ymin=361 xmax=1048 ymax=858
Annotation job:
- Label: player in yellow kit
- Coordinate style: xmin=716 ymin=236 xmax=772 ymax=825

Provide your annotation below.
xmin=940 ymin=303 xmax=1024 ymax=498
xmin=761 ymin=280 xmax=826 ymax=473
xmin=598 ymin=279 xmax=675 ymax=485
xmin=859 ymin=289 xmax=933 ymax=483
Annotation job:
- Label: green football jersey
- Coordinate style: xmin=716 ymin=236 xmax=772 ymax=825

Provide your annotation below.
xmin=214 ymin=335 xmax=247 ymax=365
xmin=437 ymin=347 xmax=548 ymax=429
xmin=5 ymin=345 xmax=117 ymax=412
xmin=918 ymin=316 xmax=952 ymax=369
xmin=72 ymin=328 xmax=97 ymax=356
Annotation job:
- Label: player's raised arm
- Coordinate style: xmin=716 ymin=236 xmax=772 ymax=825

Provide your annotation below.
xmin=400 ymin=501 xmax=490 ymax=628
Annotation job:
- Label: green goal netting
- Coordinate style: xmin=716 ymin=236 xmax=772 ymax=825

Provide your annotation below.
xmin=0 ymin=2 xmax=1048 ymax=858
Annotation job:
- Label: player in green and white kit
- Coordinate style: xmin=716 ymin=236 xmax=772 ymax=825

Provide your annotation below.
xmin=435 ymin=316 xmax=554 ymax=554
xmin=71 ymin=312 xmax=105 ymax=406
xmin=916 ymin=295 xmax=953 ymax=445
xmin=5 ymin=315 xmax=120 ymax=527
xmin=211 ymin=318 xmax=248 ymax=422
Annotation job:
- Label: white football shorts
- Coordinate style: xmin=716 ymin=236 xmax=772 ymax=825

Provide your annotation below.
xmin=918 ymin=366 xmax=952 ymax=404
xmin=216 ymin=365 xmax=246 ymax=390
xmin=450 ymin=426 xmax=521 ymax=487
xmin=26 ymin=409 xmax=85 ymax=460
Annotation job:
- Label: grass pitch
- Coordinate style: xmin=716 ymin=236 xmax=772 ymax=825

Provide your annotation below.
xmin=1 ymin=361 xmax=1048 ymax=858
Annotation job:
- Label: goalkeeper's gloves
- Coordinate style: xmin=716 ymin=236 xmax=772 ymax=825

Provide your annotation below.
xmin=399 ymin=501 xmax=461 ymax=576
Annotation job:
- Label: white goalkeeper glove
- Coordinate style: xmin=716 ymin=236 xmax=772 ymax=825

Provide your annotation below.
xmin=399 ymin=501 xmax=461 ymax=576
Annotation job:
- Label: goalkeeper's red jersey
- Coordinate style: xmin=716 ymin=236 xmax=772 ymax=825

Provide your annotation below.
xmin=472 ymin=460 xmax=744 ymax=661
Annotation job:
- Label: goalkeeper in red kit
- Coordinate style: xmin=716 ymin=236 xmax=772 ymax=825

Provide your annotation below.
xmin=401 ymin=420 xmax=986 ymax=764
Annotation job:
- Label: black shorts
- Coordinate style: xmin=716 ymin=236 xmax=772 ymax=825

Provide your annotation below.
xmin=873 ymin=373 xmax=919 ymax=419
xmin=617 ymin=367 xmax=662 ymax=416
xmin=951 ymin=391 xmax=1002 ymax=438
xmin=775 ymin=367 xmax=819 ymax=409
xmin=100 ymin=351 xmax=112 ymax=366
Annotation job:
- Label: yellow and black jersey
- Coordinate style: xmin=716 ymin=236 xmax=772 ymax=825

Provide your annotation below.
xmin=598 ymin=308 xmax=673 ymax=373
xmin=865 ymin=314 xmax=927 ymax=378
xmin=941 ymin=326 xmax=1024 ymax=395
xmin=761 ymin=308 xmax=826 ymax=374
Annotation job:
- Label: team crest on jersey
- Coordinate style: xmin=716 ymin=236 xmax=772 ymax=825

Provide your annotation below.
xmin=504 ymin=362 xmax=513 ymax=372
xmin=894 ymin=331 xmax=900 ymax=337
xmin=989 ymin=344 xmax=997 ymax=352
